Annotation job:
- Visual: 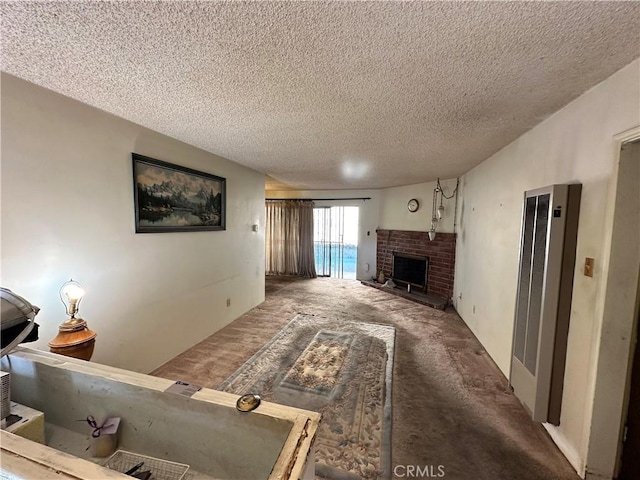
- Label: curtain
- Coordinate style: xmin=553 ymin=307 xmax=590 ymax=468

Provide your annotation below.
xmin=265 ymin=200 xmax=317 ymax=278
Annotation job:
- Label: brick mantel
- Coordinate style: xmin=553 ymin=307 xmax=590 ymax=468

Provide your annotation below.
xmin=376 ymin=229 xmax=456 ymax=301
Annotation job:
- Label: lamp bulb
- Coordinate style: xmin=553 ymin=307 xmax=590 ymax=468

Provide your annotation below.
xmin=63 ymin=284 xmax=84 ymax=302
xmin=60 ymin=279 xmax=85 ymax=318
xmin=437 ymin=205 xmax=445 ymax=219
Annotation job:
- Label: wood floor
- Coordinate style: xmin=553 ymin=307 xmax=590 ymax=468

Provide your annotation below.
xmin=152 ymin=276 xmax=580 ymax=480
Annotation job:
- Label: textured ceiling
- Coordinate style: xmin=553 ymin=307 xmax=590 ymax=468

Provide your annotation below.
xmin=2 ymin=1 xmax=639 ymax=190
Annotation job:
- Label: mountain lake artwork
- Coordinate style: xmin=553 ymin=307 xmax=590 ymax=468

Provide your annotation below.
xmin=133 ymin=153 xmax=226 ymax=233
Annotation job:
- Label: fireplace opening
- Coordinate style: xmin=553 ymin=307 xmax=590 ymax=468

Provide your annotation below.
xmin=392 ymin=252 xmax=428 ymax=291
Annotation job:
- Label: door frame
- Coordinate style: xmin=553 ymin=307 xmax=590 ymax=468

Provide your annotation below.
xmin=618 ymin=289 xmax=640 ymax=478
xmin=614 ymin=139 xmax=640 ymax=478
xmin=586 ymin=126 xmax=640 ymax=478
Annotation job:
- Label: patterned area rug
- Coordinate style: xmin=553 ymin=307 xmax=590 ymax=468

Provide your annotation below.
xmin=218 ymin=314 xmax=395 ymax=479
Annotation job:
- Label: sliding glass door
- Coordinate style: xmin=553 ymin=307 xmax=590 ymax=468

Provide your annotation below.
xmin=313 ymin=206 xmax=359 ymax=279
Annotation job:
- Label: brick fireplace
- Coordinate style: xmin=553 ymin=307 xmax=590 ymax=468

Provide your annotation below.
xmin=376 ymin=229 xmax=456 ymax=301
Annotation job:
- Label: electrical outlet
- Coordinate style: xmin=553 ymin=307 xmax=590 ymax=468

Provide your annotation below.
xmin=226 ymin=298 xmax=231 ymax=307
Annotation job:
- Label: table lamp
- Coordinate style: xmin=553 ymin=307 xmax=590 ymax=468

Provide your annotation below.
xmin=48 ymin=279 xmax=96 ymax=360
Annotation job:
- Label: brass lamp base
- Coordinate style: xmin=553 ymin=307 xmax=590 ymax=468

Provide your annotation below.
xmin=48 ymin=318 xmax=96 ymax=361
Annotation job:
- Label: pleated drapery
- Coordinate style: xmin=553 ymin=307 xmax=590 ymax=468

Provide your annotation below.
xmin=265 ymin=200 xmax=317 ymax=278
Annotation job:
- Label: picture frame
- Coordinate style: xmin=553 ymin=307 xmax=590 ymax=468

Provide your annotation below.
xmin=132 ymin=153 xmax=226 ymax=233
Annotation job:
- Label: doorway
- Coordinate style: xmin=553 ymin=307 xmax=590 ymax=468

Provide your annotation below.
xmin=313 ymin=206 xmax=359 ymax=279
xmin=586 ymin=132 xmax=639 ymax=479
xmin=618 ymin=303 xmax=640 ymax=479
xmin=616 ymin=139 xmax=640 ymax=479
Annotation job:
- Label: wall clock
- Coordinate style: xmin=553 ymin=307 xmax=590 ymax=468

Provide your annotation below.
xmin=407 ymin=199 xmax=419 ymax=212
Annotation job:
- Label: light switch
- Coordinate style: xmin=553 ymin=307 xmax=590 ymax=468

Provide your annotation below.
xmin=584 ymin=258 xmax=594 ymax=277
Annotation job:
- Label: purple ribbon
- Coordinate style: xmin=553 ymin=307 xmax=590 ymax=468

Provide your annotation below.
xmin=78 ymin=415 xmax=113 ymax=438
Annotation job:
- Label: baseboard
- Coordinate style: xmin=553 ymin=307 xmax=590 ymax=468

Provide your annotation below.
xmin=584 ymin=471 xmax=612 ymax=480
xmin=543 ymin=423 xmax=585 ymax=478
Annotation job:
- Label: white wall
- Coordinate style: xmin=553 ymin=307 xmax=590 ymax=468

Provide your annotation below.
xmin=1 ymin=74 xmax=266 ymax=373
xmin=266 ymin=190 xmax=380 ymax=280
xmin=453 ymin=59 xmax=640 ymax=478
xmin=378 ymin=179 xmax=458 ymax=233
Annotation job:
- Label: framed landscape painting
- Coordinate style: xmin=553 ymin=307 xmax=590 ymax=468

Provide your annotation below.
xmin=132 ymin=153 xmax=226 ymax=233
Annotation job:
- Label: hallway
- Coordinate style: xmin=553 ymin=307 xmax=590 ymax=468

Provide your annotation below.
xmin=152 ymin=276 xmax=579 ymax=480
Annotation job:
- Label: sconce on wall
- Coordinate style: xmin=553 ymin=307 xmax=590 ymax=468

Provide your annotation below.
xmin=429 ymin=178 xmax=459 ymax=241
xmin=48 ymin=279 xmax=96 ymax=361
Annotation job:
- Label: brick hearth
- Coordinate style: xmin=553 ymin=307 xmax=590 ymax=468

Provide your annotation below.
xmin=376 ymin=229 xmax=456 ymax=301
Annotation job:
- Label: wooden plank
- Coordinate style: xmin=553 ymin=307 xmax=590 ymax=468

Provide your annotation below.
xmin=11 ymin=347 xmax=319 ymax=423
xmin=270 ymin=413 xmax=320 ymax=480
xmin=287 ymin=414 xmax=320 ymax=480
xmin=1 ymin=430 xmax=129 ymax=479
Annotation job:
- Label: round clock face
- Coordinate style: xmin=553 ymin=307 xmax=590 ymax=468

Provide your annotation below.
xmin=407 ymin=199 xmax=419 ymax=212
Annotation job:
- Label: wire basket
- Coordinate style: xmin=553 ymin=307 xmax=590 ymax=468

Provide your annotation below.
xmin=103 ymin=450 xmax=189 ymax=480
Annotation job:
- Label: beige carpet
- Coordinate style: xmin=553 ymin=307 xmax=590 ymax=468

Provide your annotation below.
xmin=218 ymin=314 xmax=395 ymax=479
xmin=152 ymin=276 xmax=580 ymax=480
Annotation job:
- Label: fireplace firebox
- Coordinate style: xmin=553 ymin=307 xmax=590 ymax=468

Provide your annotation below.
xmin=392 ymin=252 xmax=428 ymax=291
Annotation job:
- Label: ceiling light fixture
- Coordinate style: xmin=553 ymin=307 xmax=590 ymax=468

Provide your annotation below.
xmin=429 ymin=178 xmax=459 ymax=241
xmin=437 ymin=191 xmax=445 ymax=220
xmin=429 ymin=186 xmax=439 ymax=241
